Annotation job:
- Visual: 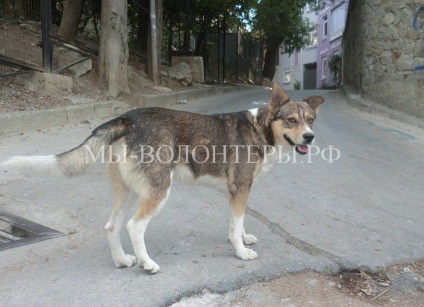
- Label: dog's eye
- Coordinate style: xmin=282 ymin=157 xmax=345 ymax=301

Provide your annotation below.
xmin=288 ymin=118 xmax=297 ymax=123
xmin=307 ymin=118 xmax=314 ymax=123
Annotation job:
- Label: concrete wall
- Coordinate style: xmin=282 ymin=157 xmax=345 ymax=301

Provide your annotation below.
xmin=172 ymin=56 xmax=205 ymax=83
xmin=343 ymin=0 xmax=424 ymax=117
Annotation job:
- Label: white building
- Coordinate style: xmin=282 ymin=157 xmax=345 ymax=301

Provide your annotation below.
xmin=273 ymin=6 xmax=318 ymax=90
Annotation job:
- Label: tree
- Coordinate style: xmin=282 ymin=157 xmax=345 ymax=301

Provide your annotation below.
xmin=163 ymin=0 xmax=253 ymax=55
xmin=253 ymin=0 xmax=320 ymax=80
xmin=99 ymin=0 xmax=130 ymax=97
xmin=58 ymin=0 xmax=83 ymax=42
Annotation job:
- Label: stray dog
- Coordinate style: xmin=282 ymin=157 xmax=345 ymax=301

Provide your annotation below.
xmin=2 ymin=83 xmax=323 ymax=273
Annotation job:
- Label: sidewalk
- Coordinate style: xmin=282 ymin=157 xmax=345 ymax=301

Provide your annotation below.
xmin=0 ymin=84 xmax=258 ymax=136
xmin=341 ymin=85 xmax=424 ymax=130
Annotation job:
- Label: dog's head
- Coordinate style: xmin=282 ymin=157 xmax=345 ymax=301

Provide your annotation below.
xmin=266 ymin=83 xmax=324 ymax=155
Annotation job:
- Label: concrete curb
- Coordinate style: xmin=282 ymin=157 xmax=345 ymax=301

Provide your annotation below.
xmin=0 ymin=101 xmax=130 ymax=136
xmin=137 ymin=84 xmax=260 ymax=107
xmin=340 ymin=85 xmax=424 ymax=130
xmin=0 ymin=85 xmax=261 ymax=136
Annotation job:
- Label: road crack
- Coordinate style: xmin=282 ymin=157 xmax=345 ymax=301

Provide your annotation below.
xmin=246 ymin=207 xmax=342 ymax=267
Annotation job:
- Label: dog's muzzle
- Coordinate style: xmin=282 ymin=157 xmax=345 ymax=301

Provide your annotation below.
xmin=284 ymin=134 xmax=314 ymax=155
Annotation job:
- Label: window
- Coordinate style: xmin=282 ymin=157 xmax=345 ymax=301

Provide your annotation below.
xmin=330 ymin=4 xmax=346 ymax=40
xmin=322 ymin=57 xmax=327 ymax=79
xmin=307 ymin=30 xmax=318 ymax=47
xmin=284 ymin=70 xmax=291 ymax=83
xmin=322 ymin=15 xmax=328 ymax=38
xmin=293 ymin=50 xmax=300 ymax=69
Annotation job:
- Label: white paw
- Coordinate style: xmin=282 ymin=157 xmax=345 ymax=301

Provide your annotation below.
xmin=242 ymin=233 xmax=258 ymax=245
xmin=236 ymin=248 xmax=258 ymax=260
xmin=114 ymin=254 xmax=137 ymax=268
xmin=141 ymin=259 xmax=160 ymax=274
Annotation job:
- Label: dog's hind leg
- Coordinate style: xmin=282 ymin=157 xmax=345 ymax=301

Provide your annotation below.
xmin=105 ymin=163 xmax=137 ymax=268
xmin=126 ymin=171 xmax=172 ymax=274
xmin=228 ymin=185 xmax=258 ymax=260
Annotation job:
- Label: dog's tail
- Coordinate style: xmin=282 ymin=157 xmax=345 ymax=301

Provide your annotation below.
xmin=1 ymin=116 xmax=133 ymax=177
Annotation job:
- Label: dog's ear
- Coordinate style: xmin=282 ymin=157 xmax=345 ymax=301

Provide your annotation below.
xmin=269 ymin=83 xmax=290 ymax=113
xmin=303 ymin=96 xmax=324 ymax=115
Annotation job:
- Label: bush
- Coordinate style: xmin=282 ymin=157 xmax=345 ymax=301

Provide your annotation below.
xmin=294 ymin=80 xmax=301 ymax=90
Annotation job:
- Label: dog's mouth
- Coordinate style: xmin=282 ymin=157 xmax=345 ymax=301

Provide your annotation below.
xmin=284 ymin=135 xmax=309 ymax=155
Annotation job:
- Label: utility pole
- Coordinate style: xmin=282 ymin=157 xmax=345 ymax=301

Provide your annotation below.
xmin=150 ymin=0 xmax=160 ymax=85
xmin=40 ymin=0 xmax=52 ymax=73
xmin=222 ymin=13 xmax=226 ymax=82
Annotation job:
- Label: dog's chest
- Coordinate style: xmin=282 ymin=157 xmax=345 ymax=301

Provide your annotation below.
xmin=253 ymin=160 xmax=274 ymax=181
xmin=253 ymin=145 xmax=290 ymax=180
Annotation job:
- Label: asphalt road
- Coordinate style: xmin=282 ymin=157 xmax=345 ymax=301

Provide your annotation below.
xmin=0 ymin=88 xmax=423 ymax=306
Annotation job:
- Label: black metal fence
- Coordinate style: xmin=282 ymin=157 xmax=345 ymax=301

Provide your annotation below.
xmin=0 ymin=0 xmax=97 ymax=77
xmin=0 ymin=0 xmax=262 ymax=84
xmin=162 ymin=0 xmax=263 ymax=84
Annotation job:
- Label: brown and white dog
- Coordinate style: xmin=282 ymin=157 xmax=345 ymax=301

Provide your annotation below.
xmin=2 ymin=83 xmax=323 ymax=273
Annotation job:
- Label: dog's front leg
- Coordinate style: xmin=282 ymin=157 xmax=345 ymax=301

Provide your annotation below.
xmin=228 ymin=215 xmax=258 ymax=245
xmin=228 ymin=186 xmax=258 ymax=260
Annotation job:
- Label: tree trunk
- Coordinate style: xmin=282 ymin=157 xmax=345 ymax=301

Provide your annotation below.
xmin=147 ymin=0 xmax=162 ymax=84
xmin=262 ymin=41 xmax=279 ymax=80
xmin=58 ymin=0 xmax=83 ymax=42
xmin=99 ymin=0 xmax=130 ymax=97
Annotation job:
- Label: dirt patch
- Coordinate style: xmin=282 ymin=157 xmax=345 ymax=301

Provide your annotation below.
xmin=0 ymin=60 xmax=192 ymax=113
xmin=0 ymin=22 xmax=197 ymax=113
xmin=174 ymin=261 xmax=424 ymax=306
xmin=334 ymin=261 xmax=424 ymax=306
xmin=0 ymin=78 xmax=71 ymax=113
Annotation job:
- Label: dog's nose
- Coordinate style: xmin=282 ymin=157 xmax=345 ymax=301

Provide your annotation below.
xmin=303 ymin=132 xmax=314 ymax=143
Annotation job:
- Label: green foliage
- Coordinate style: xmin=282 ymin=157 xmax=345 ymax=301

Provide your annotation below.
xmin=161 ymin=0 xmax=333 ymax=78
xmin=252 ymin=0 xmax=324 ymax=55
xmin=294 ymin=80 xmax=301 ymax=90
xmin=162 ymin=0 xmax=330 ymax=53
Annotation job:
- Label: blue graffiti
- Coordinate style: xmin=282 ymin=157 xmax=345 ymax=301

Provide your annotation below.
xmin=413 ymin=8 xmax=424 ymax=72
xmin=413 ymin=6 xmax=424 ymax=30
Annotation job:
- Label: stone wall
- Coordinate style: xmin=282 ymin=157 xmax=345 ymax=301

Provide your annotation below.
xmin=343 ymin=0 xmax=424 ymax=117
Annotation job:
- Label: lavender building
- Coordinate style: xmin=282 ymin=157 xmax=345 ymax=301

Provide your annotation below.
xmin=274 ymin=0 xmax=349 ymax=89
xmin=316 ymin=0 xmax=349 ymax=89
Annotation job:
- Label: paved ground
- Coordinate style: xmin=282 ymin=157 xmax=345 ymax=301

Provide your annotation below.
xmin=0 ymin=88 xmax=423 ymax=306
